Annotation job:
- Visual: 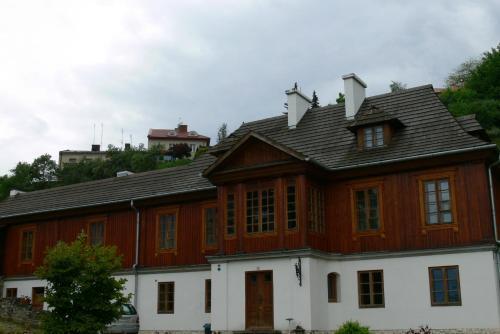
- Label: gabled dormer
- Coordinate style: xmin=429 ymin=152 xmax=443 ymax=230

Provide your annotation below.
xmin=346 ymin=105 xmax=405 ymax=151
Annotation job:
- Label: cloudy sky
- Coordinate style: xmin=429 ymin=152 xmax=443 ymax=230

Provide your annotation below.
xmin=0 ymin=0 xmax=498 ymax=174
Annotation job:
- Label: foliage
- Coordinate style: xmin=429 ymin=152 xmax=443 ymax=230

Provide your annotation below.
xmin=311 ymin=90 xmax=320 ymax=108
xmin=167 ymin=143 xmax=192 ymax=160
xmin=440 ymin=44 xmax=500 ymax=146
xmin=194 ymin=145 xmax=209 ymax=158
xmin=35 ymin=233 xmax=130 ymax=334
xmin=406 ymin=325 xmax=432 ymax=334
xmin=336 ymin=92 xmax=345 ymax=104
xmin=335 ymin=321 xmax=371 ymax=334
xmin=0 ymin=144 xmax=195 ymax=200
xmin=217 ymin=123 xmax=228 ymax=143
xmin=390 ymin=81 xmax=407 ymax=92
xmin=446 ymin=58 xmax=480 ymax=88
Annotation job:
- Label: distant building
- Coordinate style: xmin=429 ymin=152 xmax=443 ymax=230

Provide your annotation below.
xmin=147 ymin=123 xmax=210 ymax=158
xmin=58 ymin=144 xmax=107 ymax=168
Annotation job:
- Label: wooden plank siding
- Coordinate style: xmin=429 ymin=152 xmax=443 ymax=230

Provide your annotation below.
xmin=1 ymin=161 xmax=496 ymax=278
xmin=3 ymin=211 xmax=136 ymax=277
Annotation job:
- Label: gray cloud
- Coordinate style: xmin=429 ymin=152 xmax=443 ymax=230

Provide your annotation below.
xmin=0 ymin=0 xmax=498 ymax=173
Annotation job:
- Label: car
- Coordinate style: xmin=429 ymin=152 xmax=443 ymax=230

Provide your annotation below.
xmin=105 ymin=303 xmax=140 ymax=334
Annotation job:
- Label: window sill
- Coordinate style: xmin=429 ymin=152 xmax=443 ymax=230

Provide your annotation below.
xmin=244 ymin=231 xmax=277 ymax=238
xmin=352 ymin=231 xmax=385 ymax=240
xmin=421 ymin=223 xmax=458 ymax=234
xmin=359 ymin=304 xmax=385 ymax=309
xmin=431 ymin=302 xmax=462 ymax=307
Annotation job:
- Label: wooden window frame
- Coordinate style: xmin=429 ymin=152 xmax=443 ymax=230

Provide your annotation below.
xmin=202 ymin=202 xmax=218 ymax=252
xmin=6 ymin=288 xmax=17 ymax=299
xmin=350 ymin=180 xmax=385 ymax=239
xmin=87 ymin=216 xmax=107 ymax=246
xmin=417 ymin=171 xmax=458 ymax=233
xmin=285 ymin=179 xmax=299 ymax=232
xmin=19 ymin=226 xmax=36 ymax=264
xmin=357 ymin=270 xmax=385 ymax=308
xmin=244 ymin=183 xmax=277 ymax=237
xmin=155 ymin=207 xmax=179 ymax=254
xmin=157 ymin=281 xmax=175 ymax=314
xmin=205 ymin=279 xmax=211 ymax=313
xmin=327 ymin=273 xmax=339 ymax=303
xmin=428 ymin=265 xmax=462 ymax=306
xmin=307 ymin=185 xmax=325 ymax=234
xmin=225 ymin=192 xmax=237 ymax=239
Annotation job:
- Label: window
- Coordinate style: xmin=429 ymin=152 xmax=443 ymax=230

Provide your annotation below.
xmin=355 ymin=188 xmax=380 ymax=232
xmin=423 ymin=178 xmax=453 ymax=225
xmin=157 ymin=210 xmax=177 ymax=252
xmin=226 ymin=193 xmax=236 ymax=236
xmin=205 ymin=279 xmax=211 ymax=313
xmin=327 ymin=273 xmax=339 ymax=303
xmin=286 ymin=181 xmax=297 ymax=230
xmin=203 ymin=206 xmax=218 ymax=250
xmin=363 ymin=126 xmax=384 ymax=149
xmin=6 ymin=288 xmax=17 ymax=299
xmin=246 ymin=188 xmax=275 ymax=234
xmin=89 ymin=221 xmax=105 ymax=246
xmin=358 ymin=270 xmax=384 ymax=308
xmin=20 ymin=228 xmax=35 ymax=263
xmin=429 ymin=266 xmax=461 ymax=306
xmin=308 ymin=187 xmax=325 ymax=233
xmin=158 ymin=282 xmax=175 ymax=313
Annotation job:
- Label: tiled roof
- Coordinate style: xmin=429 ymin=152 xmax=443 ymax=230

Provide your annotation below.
xmin=211 ymin=85 xmax=494 ymax=170
xmin=455 ymin=114 xmax=483 ymax=133
xmin=0 ymin=154 xmax=216 ymax=219
xmin=148 ymin=129 xmax=210 ymax=141
xmin=0 ymin=84 xmax=495 ymax=219
xmin=346 ymin=105 xmax=404 ymax=132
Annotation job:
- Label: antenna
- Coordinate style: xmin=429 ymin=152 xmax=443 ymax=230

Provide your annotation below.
xmin=93 ymin=123 xmax=96 ymax=144
xmin=100 ymin=123 xmax=103 ymax=147
xmin=129 ymin=134 xmax=133 ymax=146
xmin=121 ymin=128 xmax=124 ymax=149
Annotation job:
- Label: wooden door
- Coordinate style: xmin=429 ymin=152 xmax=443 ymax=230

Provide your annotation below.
xmin=32 ymin=287 xmax=44 ymax=311
xmin=245 ymin=271 xmax=274 ymax=329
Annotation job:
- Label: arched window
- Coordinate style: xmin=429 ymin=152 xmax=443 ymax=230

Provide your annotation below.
xmin=328 ymin=273 xmax=339 ymax=303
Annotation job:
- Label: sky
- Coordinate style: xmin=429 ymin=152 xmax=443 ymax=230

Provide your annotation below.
xmin=0 ymin=0 xmax=498 ymax=174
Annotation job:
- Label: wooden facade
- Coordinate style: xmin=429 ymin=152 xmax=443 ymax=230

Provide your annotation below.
xmin=0 ymin=137 xmax=498 ymax=278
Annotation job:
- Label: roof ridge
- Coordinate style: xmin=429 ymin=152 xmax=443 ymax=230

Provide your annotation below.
xmin=365 ymin=84 xmax=434 ymax=101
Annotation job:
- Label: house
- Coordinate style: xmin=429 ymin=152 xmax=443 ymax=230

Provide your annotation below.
xmin=58 ymin=144 xmax=108 ymax=168
xmin=148 ymin=123 xmax=210 ymax=158
xmin=1 ymin=73 xmax=500 ymax=333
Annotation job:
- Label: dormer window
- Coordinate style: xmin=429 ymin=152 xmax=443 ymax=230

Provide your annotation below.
xmin=364 ymin=126 xmax=384 ymax=148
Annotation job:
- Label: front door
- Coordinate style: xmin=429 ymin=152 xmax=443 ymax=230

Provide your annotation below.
xmin=32 ymin=287 xmax=44 ymax=311
xmin=245 ymin=271 xmax=274 ymax=330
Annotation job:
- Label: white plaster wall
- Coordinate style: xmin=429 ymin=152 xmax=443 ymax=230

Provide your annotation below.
xmin=309 ymin=250 xmax=500 ymax=330
xmin=211 ymin=257 xmax=311 ymax=331
xmin=136 ymin=270 xmax=211 ymax=331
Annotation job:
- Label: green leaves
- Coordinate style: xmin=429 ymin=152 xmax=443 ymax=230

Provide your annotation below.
xmin=440 ymin=44 xmax=500 ymax=145
xmin=335 ymin=321 xmax=371 ymax=334
xmin=35 ymin=233 xmax=130 ymax=334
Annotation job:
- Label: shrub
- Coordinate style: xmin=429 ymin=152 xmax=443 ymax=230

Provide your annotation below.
xmin=335 ymin=320 xmax=371 ymax=334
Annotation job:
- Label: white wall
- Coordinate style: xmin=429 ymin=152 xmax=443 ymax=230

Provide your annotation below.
xmin=314 ymin=250 xmax=500 ymax=330
xmin=212 ymin=250 xmax=500 ymax=331
xmin=211 ymin=257 xmax=312 ymax=331
xmin=136 ymin=270 xmax=211 ymax=331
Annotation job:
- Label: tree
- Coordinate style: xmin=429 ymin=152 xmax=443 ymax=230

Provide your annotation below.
xmin=336 ymin=92 xmax=345 ymax=104
xmin=390 ymin=81 xmax=407 ymax=92
xmin=167 ymin=143 xmax=192 ymax=160
xmin=446 ymin=58 xmax=480 ymax=88
xmin=440 ymin=44 xmax=500 ymax=145
xmin=35 ymin=233 xmax=130 ymax=334
xmin=217 ymin=123 xmax=228 ymax=143
xmin=311 ymin=91 xmax=320 ymax=108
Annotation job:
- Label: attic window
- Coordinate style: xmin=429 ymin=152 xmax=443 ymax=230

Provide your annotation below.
xmin=363 ymin=126 xmax=384 ymax=149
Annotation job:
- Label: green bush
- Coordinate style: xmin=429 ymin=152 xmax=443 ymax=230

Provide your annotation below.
xmin=335 ymin=320 xmax=371 ymax=334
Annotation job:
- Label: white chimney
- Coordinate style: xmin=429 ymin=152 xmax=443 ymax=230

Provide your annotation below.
xmin=286 ymin=85 xmax=312 ymax=129
xmin=342 ymin=73 xmax=367 ymax=119
xmin=9 ymin=189 xmax=25 ymax=197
